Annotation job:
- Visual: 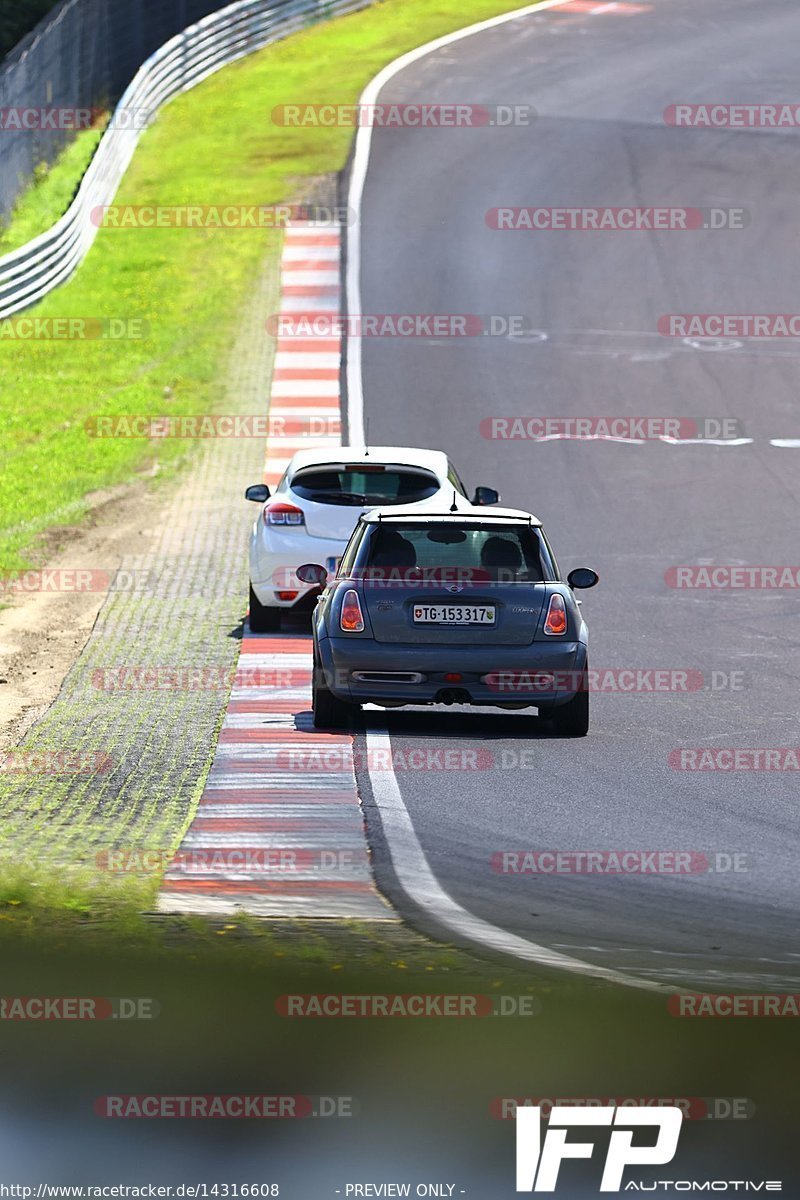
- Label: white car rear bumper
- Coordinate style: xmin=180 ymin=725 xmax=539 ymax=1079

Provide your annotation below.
xmin=249 ymin=524 xmax=348 ymax=608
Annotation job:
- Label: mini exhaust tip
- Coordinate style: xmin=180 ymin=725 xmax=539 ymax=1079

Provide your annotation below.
xmin=435 ymin=688 xmax=471 ymax=706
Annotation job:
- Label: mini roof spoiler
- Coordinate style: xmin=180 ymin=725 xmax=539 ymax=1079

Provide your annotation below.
xmin=364 ymin=511 xmax=539 ymax=525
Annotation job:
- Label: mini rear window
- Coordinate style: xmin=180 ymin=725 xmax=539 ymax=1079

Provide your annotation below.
xmin=362 ymin=523 xmax=546 ymax=582
xmin=291 ymin=467 xmax=440 ymax=506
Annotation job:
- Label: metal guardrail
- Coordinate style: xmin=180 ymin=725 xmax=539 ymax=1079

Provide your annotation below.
xmin=0 ymin=0 xmax=372 ymax=319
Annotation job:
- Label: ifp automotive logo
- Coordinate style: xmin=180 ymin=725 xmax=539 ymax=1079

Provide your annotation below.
xmin=514 ymin=1105 xmax=783 ymax=1192
xmin=516 ymin=1104 xmax=682 ymax=1191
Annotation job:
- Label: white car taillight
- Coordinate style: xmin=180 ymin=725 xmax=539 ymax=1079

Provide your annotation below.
xmin=340 ymin=590 xmax=365 ymax=632
xmin=263 ymin=502 xmax=305 ymax=526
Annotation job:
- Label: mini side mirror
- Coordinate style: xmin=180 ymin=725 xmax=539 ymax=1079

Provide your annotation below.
xmin=245 ymin=483 xmax=270 ymax=502
xmin=472 ymin=486 xmax=500 ymax=506
xmin=567 ymin=568 xmax=599 ymax=590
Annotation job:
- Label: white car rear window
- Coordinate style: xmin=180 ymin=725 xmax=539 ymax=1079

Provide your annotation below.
xmin=291 ymin=467 xmax=439 ymax=506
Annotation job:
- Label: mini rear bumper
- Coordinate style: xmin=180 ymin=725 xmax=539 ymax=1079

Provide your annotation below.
xmin=318 ymin=636 xmax=588 ymax=707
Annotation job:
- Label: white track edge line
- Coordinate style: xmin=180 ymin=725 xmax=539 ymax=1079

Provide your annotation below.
xmin=365 ymin=731 xmax=672 ymax=991
xmin=347 ymin=1 xmax=679 ymax=989
xmin=344 ymin=0 xmax=579 ymax=445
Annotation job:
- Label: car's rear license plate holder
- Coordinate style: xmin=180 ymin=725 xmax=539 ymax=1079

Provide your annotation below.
xmin=412 ymin=604 xmax=496 ymax=625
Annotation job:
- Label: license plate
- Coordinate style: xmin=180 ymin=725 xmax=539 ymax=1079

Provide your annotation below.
xmin=412 ymin=604 xmax=496 ymax=625
xmin=326 ymin=557 xmax=341 ymax=575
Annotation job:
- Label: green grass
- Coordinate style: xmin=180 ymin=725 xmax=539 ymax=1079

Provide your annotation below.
xmin=0 ymin=119 xmax=107 ymax=255
xmin=0 ymin=0 xmax=534 ymax=574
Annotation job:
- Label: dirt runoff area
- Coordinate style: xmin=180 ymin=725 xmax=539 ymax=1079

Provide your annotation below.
xmin=0 ymin=476 xmax=178 ymax=755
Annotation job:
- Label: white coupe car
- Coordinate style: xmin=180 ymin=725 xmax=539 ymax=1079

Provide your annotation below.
xmin=244 ymin=445 xmax=499 ymax=630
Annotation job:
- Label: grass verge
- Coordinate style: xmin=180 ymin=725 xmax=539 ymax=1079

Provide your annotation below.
xmin=0 ymin=119 xmax=107 ymax=255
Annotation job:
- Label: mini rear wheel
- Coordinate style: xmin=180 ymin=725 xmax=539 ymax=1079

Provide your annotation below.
xmin=550 ymin=671 xmax=589 ymax=737
xmin=248 ymin=584 xmax=281 ymax=633
xmin=312 ymin=657 xmax=356 ymax=729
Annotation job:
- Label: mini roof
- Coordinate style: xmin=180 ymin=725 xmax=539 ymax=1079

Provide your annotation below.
xmin=362 ymin=501 xmax=542 ymax=527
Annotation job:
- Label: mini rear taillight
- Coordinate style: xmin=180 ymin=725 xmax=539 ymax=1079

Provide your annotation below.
xmin=264 ymin=502 xmax=305 ymax=526
xmin=340 ymin=589 xmax=365 ymax=632
xmin=543 ymin=594 xmax=568 ymax=636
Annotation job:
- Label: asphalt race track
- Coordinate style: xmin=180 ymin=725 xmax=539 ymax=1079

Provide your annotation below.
xmin=348 ymin=0 xmax=800 ymax=990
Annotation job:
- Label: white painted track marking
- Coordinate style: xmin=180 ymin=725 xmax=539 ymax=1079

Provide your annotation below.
xmin=344 ymin=1 xmax=685 ymax=987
